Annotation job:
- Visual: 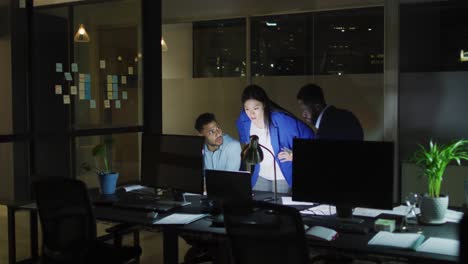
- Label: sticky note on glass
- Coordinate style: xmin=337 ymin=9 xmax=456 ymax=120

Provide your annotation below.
xmin=107 ymin=92 xmax=113 ymax=100
xmin=122 ymin=91 xmax=128 ymax=100
xmin=55 ymin=63 xmax=63 ymax=72
xmin=107 ymin=83 xmax=113 ymax=91
xmin=79 ymin=91 xmax=85 ymax=100
xmin=128 ymin=66 xmax=134 ymax=75
xmin=107 ymin=75 xmax=113 ymax=83
xmin=113 ymin=91 xmax=118 ymax=99
xmin=100 ymin=60 xmax=106 ymax=69
xmin=84 ymin=74 xmax=91 ymax=83
xmin=104 ymin=100 xmax=111 ymax=108
xmin=64 ymin=72 xmax=72 ymax=81
xmin=84 ymin=82 xmax=91 ymax=92
xmin=79 ymin=74 xmax=85 ymax=82
xmin=115 ymin=100 xmax=121 ymax=109
xmin=90 ymin=100 xmax=96 ymax=109
xmin=112 ymin=83 xmax=118 ymax=91
xmin=121 ymin=76 xmax=127 ymax=84
xmin=112 ymin=75 xmax=118 ymax=84
xmin=71 ymin=63 xmax=78 ymax=72
xmin=63 ymin=95 xmax=71 ymax=104
xmin=70 ymin=86 xmax=77 ymax=95
xmin=85 ymin=90 xmax=91 ymax=100
xmin=79 ymin=82 xmax=85 ymax=91
xmin=55 ymin=85 xmax=62 ymax=94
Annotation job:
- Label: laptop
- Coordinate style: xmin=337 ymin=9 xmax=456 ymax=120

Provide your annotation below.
xmin=205 ymin=170 xmax=252 ymax=226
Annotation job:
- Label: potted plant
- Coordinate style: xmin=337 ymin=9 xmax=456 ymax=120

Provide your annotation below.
xmin=82 ymin=138 xmax=119 ymax=195
xmin=411 ymin=139 xmax=468 ymax=224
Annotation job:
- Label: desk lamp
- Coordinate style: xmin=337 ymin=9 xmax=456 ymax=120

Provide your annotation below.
xmin=242 ymin=135 xmax=278 ymax=203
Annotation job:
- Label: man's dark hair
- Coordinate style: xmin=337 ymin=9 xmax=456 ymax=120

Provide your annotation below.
xmin=195 ymin=113 xmax=216 ymax=132
xmin=297 ymin=83 xmax=326 ymax=106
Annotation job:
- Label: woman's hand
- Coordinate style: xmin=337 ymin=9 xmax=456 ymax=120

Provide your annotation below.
xmin=278 ymin=147 xmax=293 ymax=162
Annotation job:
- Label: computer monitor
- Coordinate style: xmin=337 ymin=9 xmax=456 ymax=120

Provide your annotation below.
xmin=205 ymin=170 xmax=252 ymax=206
xmin=292 ymin=139 xmax=394 ymax=218
xmin=141 ymin=134 xmax=205 ymax=199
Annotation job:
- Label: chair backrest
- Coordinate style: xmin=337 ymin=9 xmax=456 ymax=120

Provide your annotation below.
xmin=34 ymin=177 xmax=97 ymax=255
xmin=460 ymin=212 xmax=468 ymax=263
xmin=223 ymin=201 xmax=309 ymax=264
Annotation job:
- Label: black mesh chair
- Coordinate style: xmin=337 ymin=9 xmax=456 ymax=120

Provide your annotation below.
xmin=460 ymin=212 xmax=468 ymax=263
xmin=34 ymin=177 xmax=141 ymax=264
xmin=223 ymin=200 xmax=309 ymax=264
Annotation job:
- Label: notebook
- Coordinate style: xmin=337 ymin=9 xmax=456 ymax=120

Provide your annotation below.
xmin=368 ymin=231 xmax=425 ymax=250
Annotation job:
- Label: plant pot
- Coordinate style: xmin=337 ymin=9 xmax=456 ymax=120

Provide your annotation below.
xmin=98 ymin=172 xmax=119 ymax=195
xmin=419 ymin=194 xmax=448 ymax=225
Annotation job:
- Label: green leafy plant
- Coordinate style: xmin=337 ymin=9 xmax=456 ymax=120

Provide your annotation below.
xmin=81 ymin=138 xmax=115 ymax=175
xmin=411 ymin=139 xmax=468 ymax=197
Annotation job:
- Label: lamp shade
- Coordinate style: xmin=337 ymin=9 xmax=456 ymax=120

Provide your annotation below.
xmin=242 ymin=135 xmax=264 ymax=165
xmin=74 ymin=24 xmax=90 ymax=43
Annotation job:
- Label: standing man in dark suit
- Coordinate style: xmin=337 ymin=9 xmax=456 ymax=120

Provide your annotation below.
xmin=296 ymin=83 xmax=364 ymax=140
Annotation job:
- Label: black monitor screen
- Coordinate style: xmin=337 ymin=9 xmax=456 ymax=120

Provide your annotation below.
xmin=292 ymin=139 xmax=394 ymax=213
xmin=142 ymin=134 xmax=204 ymax=194
xmin=205 ymin=170 xmax=252 ymax=204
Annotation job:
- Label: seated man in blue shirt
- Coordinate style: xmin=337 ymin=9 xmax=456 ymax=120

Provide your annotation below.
xmin=195 ymin=112 xmax=241 ymax=171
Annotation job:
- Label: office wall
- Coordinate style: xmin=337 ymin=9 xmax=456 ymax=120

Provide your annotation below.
xmin=0 ymin=0 xmax=14 ymax=200
xmin=400 ymin=71 xmax=468 ymax=206
xmin=162 ymin=0 xmax=384 ymax=23
xmin=162 ymin=23 xmax=384 ymax=141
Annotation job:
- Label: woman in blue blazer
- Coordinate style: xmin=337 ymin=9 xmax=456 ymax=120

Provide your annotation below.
xmin=236 ymin=85 xmax=315 ymax=192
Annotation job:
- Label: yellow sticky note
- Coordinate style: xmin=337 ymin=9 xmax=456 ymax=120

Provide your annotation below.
xmin=128 ymin=67 xmax=133 ymax=75
xmin=79 ymin=82 xmax=85 ymax=91
xmin=70 ymin=86 xmax=77 ymax=95
xmin=79 ymin=91 xmax=85 ymax=100
xmin=63 ymin=95 xmax=71 ymax=104
xmin=107 ymin=83 xmax=113 ymax=91
xmin=100 ymin=60 xmax=106 ymax=69
xmin=121 ymin=76 xmax=127 ymax=84
xmin=55 ymin=85 xmax=62 ymax=94
xmin=107 ymin=92 xmax=113 ymax=100
xmin=104 ymin=100 xmax=110 ymax=108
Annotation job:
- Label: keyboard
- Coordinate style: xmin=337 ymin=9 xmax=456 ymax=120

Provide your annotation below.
xmin=303 ymin=216 xmax=370 ymax=234
xmin=113 ymin=194 xmax=191 ymax=212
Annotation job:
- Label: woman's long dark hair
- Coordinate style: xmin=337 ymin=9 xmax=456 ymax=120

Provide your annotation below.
xmin=241 ymin=84 xmax=294 ymax=130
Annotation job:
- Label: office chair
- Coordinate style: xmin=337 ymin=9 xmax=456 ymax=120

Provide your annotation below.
xmin=460 ymin=212 xmax=468 ymax=264
xmin=223 ymin=200 xmax=309 ymax=264
xmin=34 ymin=177 xmax=142 ymax=264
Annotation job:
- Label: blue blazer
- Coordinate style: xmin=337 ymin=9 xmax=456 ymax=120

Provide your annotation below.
xmin=236 ymin=111 xmax=315 ymax=187
xmin=317 ymin=105 xmax=364 ymax=141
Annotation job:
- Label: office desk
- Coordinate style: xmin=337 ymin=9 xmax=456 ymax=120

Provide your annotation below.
xmin=6 ymin=193 xmax=461 ymax=264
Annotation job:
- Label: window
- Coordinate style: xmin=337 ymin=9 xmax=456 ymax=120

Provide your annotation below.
xmin=193 ymin=18 xmax=246 ymax=77
xmin=251 ymin=14 xmax=309 ymax=76
xmin=401 ymin=2 xmax=468 ymax=72
xmin=314 ymin=7 xmax=384 ymax=75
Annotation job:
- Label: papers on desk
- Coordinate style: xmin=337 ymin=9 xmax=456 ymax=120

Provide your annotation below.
xmin=154 ymin=213 xmax=206 ymax=225
xmin=281 ymin=196 xmax=316 ymax=206
xmin=121 ymin=185 xmax=146 ymax=192
xmin=353 ymin=207 xmax=397 ymax=218
xmin=416 ymin=237 xmax=459 ymax=256
xmin=301 ymin=204 xmax=336 ymax=216
xmin=368 ymin=231 xmax=425 ymax=250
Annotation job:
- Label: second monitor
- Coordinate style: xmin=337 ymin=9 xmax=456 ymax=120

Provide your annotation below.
xmin=292 ymin=139 xmax=394 ymax=218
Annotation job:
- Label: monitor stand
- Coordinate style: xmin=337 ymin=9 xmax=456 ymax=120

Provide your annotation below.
xmin=335 ymin=206 xmax=364 ymax=224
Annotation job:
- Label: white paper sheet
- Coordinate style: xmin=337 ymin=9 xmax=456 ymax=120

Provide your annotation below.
xmin=416 ymin=237 xmax=459 ymax=256
xmin=368 ymin=231 xmax=425 ymax=250
xmin=301 ymin=204 xmax=336 ymax=216
xmin=154 ymin=213 xmax=206 ymax=225
xmin=281 ymin=196 xmax=316 ymax=206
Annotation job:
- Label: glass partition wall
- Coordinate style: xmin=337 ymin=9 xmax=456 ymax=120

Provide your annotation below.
xmin=32 ymin=0 xmax=143 ymax=189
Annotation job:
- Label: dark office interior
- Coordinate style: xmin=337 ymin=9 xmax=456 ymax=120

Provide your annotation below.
xmin=1 ymin=0 xmax=468 ymax=263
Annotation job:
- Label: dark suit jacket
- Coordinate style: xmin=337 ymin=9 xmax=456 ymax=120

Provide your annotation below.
xmin=317 ymin=105 xmax=364 ymax=140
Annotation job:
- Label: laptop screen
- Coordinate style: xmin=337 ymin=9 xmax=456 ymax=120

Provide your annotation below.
xmin=205 ymin=170 xmax=252 ymax=204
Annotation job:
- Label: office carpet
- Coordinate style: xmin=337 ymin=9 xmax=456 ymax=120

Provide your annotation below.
xmin=0 ymin=205 xmax=192 ymax=264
